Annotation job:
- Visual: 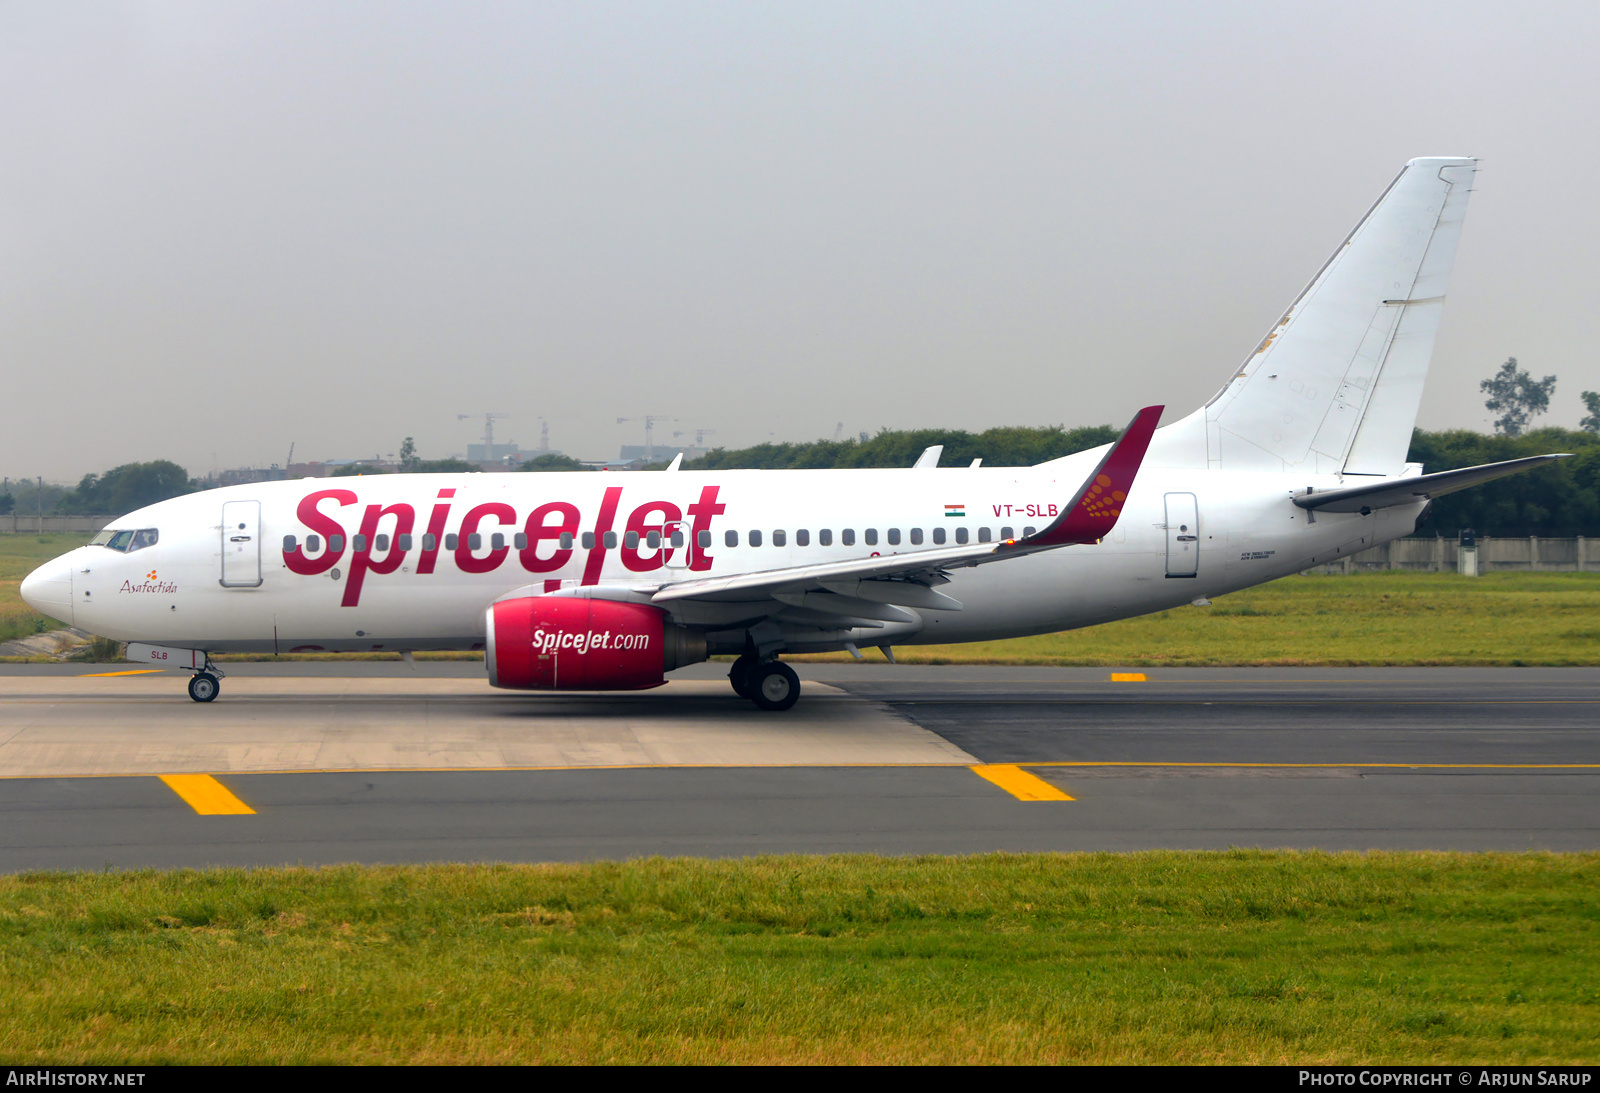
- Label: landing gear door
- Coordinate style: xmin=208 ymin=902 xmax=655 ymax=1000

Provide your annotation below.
xmin=220 ymin=500 xmax=263 ymax=588
xmin=1164 ymin=493 xmax=1199 ymax=578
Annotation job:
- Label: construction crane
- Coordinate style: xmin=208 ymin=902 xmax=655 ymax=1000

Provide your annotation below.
xmin=673 ymin=428 xmax=717 ymax=447
xmin=617 ymin=415 xmax=677 ymax=462
xmin=459 ymin=412 xmax=511 ymax=458
xmin=535 ymin=417 xmax=551 ymax=452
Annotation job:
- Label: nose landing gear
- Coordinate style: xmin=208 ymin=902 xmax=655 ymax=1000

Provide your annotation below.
xmin=187 ymin=672 xmax=220 ymax=703
xmin=182 ymin=653 xmax=224 ymax=703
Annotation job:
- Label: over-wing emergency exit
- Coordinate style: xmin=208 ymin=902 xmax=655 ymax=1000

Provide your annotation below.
xmin=21 ymin=158 xmax=1567 ymax=709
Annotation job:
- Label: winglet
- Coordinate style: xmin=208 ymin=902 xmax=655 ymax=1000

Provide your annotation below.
xmin=1007 ymin=405 xmax=1164 ymax=549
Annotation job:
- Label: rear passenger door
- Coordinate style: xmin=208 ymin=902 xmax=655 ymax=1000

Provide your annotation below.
xmin=1164 ymin=493 xmax=1199 ymax=578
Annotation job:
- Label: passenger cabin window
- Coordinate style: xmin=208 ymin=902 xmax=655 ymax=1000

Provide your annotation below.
xmin=725 ymin=530 xmax=739 ymax=547
xmin=864 ymin=529 xmax=877 ymax=546
xmin=909 ymin=528 xmax=923 ymax=545
xmin=698 ymin=530 xmax=712 ymax=548
xmin=468 ymin=534 xmax=483 ymax=550
xmin=375 ymin=534 xmax=390 ymax=552
xmin=422 ymin=534 xmax=437 ymax=551
xmin=445 ymin=534 xmax=459 ymax=551
xmin=582 ymin=532 xmax=595 ymax=549
xmin=887 ymin=528 xmax=901 ymax=546
xmin=307 ymin=535 xmax=322 ymax=552
xmin=842 ymin=529 xmax=855 ymax=546
xmin=772 ymin=530 xmax=787 ymax=547
xmin=603 ymin=531 xmax=618 ymax=549
xmin=819 ymin=529 xmax=832 ymax=546
xmin=513 ymin=533 xmax=527 ymax=550
xmin=978 ymin=528 xmax=991 ymax=543
xmin=283 ymin=535 xmax=297 ymax=552
xmin=398 ymin=534 xmax=413 ymax=550
xmin=796 ymin=529 xmax=809 ymax=547
xmin=1024 ymin=526 xmax=1037 ymax=537
xmin=627 ymin=531 xmax=642 ymax=549
xmin=644 ymin=531 xmax=658 ymax=549
xmin=749 ymin=530 xmax=762 ymax=547
xmin=955 ymin=527 xmax=968 ymax=545
xmin=329 ymin=535 xmax=345 ymax=552
xmin=932 ymin=527 xmax=945 ymax=545
xmin=669 ymin=529 xmax=684 ymax=548
xmin=353 ymin=535 xmax=368 ymax=552
xmin=1000 ymin=526 xmax=1014 ymax=541
xmin=559 ymin=532 xmax=574 ymax=550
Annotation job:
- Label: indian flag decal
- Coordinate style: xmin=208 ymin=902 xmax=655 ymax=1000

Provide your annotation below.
xmin=944 ymin=504 xmax=965 ymax=517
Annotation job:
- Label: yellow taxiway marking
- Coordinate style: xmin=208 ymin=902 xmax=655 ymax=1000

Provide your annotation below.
xmin=971 ymin=764 xmax=1074 ymax=801
xmin=1109 ymin=672 xmax=1147 ymax=682
xmin=78 ymin=669 xmax=166 ymax=677
xmin=158 ymin=774 xmax=256 ymax=815
xmin=1022 ymin=761 xmax=1600 ymax=770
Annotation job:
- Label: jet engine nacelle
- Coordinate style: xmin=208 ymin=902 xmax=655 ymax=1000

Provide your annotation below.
xmin=485 ymin=596 xmax=706 ymax=690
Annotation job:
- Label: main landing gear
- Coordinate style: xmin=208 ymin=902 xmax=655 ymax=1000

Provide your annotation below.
xmin=728 ymin=654 xmax=800 ymax=711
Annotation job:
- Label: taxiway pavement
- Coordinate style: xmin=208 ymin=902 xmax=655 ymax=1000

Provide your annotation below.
xmin=2 ymin=664 xmax=1597 ymax=869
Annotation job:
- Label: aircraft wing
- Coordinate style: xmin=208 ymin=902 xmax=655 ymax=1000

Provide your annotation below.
xmin=648 ymin=405 xmax=1164 ymax=610
xmin=1293 ymin=454 xmax=1571 ymax=514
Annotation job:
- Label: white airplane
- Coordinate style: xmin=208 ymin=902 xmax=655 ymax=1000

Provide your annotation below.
xmin=21 ymin=157 xmax=1567 ymax=709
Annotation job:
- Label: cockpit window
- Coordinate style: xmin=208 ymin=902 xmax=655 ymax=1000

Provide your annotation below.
xmin=94 ymin=528 xmax=158 ymax=553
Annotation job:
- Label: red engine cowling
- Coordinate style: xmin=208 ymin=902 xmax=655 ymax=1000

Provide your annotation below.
xmin=486 ymin=596 xmax=705 ymax=690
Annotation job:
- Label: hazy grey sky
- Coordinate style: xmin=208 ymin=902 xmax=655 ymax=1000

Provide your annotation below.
xmin=4 ymin=1 xmax=1598 ymax=479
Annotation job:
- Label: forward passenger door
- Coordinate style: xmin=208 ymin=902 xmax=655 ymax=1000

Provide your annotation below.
xmin=220 ymin=500 xmax=263 ymax=587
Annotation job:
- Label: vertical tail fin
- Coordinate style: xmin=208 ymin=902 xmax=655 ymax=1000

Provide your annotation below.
xmin=1159 ymin=157 xmax=1476 ymax=474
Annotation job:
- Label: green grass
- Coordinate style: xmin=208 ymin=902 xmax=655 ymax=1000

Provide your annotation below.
xmin=799 ymin=571 xmax=1600 ymax=666
xmin=1 ymin=852 xmax=1595 ymax=1064
xmin=0 ymin=533 xmax=80 ymax=642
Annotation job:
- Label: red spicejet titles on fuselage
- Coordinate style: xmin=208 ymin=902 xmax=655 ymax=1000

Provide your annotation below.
xmin=281 ymin=485 xmax=726 ymax=607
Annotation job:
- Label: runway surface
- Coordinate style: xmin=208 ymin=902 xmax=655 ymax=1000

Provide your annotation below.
xmin=2 ymin=663 xmax=1597 ymax=869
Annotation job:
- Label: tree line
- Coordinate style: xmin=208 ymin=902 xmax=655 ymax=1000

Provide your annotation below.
xmin=16 ymin=357 xmax=1600 ymax=536
xmin=17 ymin=427 xmax=1600 ymax=537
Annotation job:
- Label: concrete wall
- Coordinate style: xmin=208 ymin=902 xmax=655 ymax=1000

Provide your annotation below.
xmin=1305 ymin=536 xmax=1598 ymax=574
xmin=1 ymin=515 xmax=115 ymax=535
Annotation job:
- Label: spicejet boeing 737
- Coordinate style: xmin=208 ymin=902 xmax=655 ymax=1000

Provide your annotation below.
xmin=20 ymin=158 xmax=1568 ymax=709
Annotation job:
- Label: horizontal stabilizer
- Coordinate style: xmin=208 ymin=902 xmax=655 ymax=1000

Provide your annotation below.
xmin=1293 ymin=454 xmax=1570 ymax=513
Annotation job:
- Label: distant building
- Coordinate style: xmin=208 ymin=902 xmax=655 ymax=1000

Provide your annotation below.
xmin=467 ymin=443 xmax=524 ymax=464
xmin=212 ymin=466 xmax=289 ymax=487
xmin=287 ymin=459 xmax=398 ymax=478
xmin=618 ymin=445 xmax=706 ymax=463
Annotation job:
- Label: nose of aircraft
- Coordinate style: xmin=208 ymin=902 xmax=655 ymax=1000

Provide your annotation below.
xmin=20 ymin=555 xmax=74 ymax=627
